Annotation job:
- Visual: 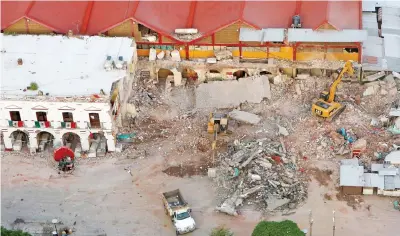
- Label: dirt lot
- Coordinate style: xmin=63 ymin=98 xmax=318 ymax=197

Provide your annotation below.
xmin=2 ymin=71 xmax=400 ymax=235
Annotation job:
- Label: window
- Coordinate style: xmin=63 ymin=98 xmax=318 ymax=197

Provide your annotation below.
xmin=10 ymin=111 xmax=21 ymax=121
xmin=36 ymin=112 xmax=47 ymax=122
xmin=89 ymin=113 xmax=100 ymax=128
xmin=62 ymin=112 xmax=74 ymax=122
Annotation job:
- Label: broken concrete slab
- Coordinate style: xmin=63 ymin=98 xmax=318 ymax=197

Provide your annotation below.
xmin=296 ymin=74 xmax=310 ymax=80
xmin=206 ymin=58 xmax=217 ymax=64
xmin=393 ymin=71 xmax=400 ymax=80
xmin=365 ymin=71 xmax=385 ymax=82
xmin=266 ymin=196 xmax=290 ymax=210
xmin=156 ymin=51 xmax=165 ymax=60
xmin=195 ymin=75 xmax=271 ymax=109
xmin=277 ymin=125 xmax=289 ymax=136
xmin=215 ymin=50 xmax=232 ymax=61
xmin=363 ymin=86 xmax=377 ymax=96
xmin=229 ymin=110 xmax=261 ymax=125
xmin=171 ymin=68 xmax=182 ymax=86
xmin=149 ymin=48 xmax=156 ymax=61
xmin=170 ymin=50 xmax=181 ymax=62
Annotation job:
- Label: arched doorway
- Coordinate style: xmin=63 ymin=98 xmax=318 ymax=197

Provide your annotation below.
xmin=233 ymin=70 xmax=249 ymax=80
xmin=36 ymin=131 xmax=54 ymax=152
xmin=62 ymin=132 xmax=81 ymax=151
xmin=10 ymin=130 xmax=29 ymax=151
xmin=157 ymin=68 xmax=174 ymax=79
xmin=88 ymin=132 xmax=107 ymax=158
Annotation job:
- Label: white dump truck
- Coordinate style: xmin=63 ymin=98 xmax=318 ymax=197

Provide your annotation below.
xmin=162 ymin=189 xmax=196 ymax=235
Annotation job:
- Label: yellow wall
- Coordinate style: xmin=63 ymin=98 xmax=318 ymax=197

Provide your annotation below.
xmin=189 ymin=50 xmax=214 ymax=58
xmin=107 ymin=19 xmax=133 ymax=37
xmin=27 ymin=20 xmax=53 ymax=34
xmin=296 ymin=52 xmax=325 ymax=61
xmin=326 ymin=52 xmax=358 ymax=61
xmin=3 ymin=18 xmax=27 ymax=34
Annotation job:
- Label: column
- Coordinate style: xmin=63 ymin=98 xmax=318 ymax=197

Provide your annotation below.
xmin=3 ymin=132 xmax=13 ymax=150
xmin=81 ymin=136 xmax=90 ymax=152
xmin=106 ymin=134 xmax=115 ymax=152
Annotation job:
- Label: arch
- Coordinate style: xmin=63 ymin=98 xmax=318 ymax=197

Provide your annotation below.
xmin=260 ymin=70 xmax=271 ymax=75
xmin=233 ymin=70 xmax=249 ymax=80
xmin=9 ymin=130 xmax=29 ymax=151
xmin=36 ymin=131 xmax=55 ymax=152
xmin=62 ymin=132 xmax=81 ymax=151
xmin=157 ymin=68 xmax=174 ymax=80
xmin=88 ymin=132 xmax=108 ymax=157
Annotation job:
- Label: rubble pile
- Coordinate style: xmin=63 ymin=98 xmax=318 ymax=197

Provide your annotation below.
xmin=214 ymin=138 xmax=307 ymax=216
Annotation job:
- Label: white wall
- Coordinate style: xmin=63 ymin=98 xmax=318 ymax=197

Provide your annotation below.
xmin=0 ymin=100 xmax=115 ymax=152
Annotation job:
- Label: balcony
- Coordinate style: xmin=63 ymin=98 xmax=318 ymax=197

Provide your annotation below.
xmin=61 ymin=121 xmax=77 ymax=129
xmin=86 ymin=121 xmax=106 ymax=129
xmin=34 ymin=121 xmax=51 ymax=128
xmin=8 ymin=120 xmax=24 ymax=128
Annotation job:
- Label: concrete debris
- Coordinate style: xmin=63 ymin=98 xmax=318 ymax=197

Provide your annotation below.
xmin=206 ymin=58 xmax=217 ymax=64
xmin=171 ymin=50 xmax=181 ymax=62
xmin=272 ymin=75 xmax=283 ymax=84
xmin=228 ymin=110 xmax=261 ymax=125
xmin=365 ymin=71 xmax=385 ymax=82
xmin=214 ymin=50 xmax=233 ymax=61
xmin=156 ymin=51 xmax=165 ymax=60
xmin=277 ymin=125 xmax=289 ymax=136
xmin=296 ymin=74 xmax=310 ymax=80
xmin=295 ymin=83 xmax=302 ymax=95
xmin=208 ymin=168 xmax=217 ymax=178
xmin=215 ymin=139 xmax=307 ymax=215
xmin=393 ymin=71 xmax=400 ymax=80
xmin=363 ymin=86 xmax=377 ymax=96
xmin=149 ymin=48 xmax=157 ymax=61
xmin=195 ymin=75 xmax=271 ymax=109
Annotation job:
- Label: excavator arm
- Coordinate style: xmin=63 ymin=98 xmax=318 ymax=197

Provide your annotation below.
xmin=327 ymin=60 xmax=354 ymax=103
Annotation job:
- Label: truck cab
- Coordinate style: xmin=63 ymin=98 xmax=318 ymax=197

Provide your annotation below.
xmin=172 ymin=209 xmax=196 ymax=235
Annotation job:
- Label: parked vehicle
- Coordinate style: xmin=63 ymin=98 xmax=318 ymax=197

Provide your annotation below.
xmin=162 ymin=189 xmax=196 ymax=235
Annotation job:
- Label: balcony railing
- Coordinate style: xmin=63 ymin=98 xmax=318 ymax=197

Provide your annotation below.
xmin=8 ymin=120 xmax=24 ymax=127
xmin=34 ymin=121 xmax=51 ymax=128
xmin=61 ymin=121 xmax=77 ymax=129
xmin=86 ymin=121 xmax=105 ymax=129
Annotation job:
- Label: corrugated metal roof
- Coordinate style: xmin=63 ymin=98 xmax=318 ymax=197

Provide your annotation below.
xmin=288 ymin=29 xmax=368 ymax=43
xmin=364 ymin=173 xmax=385 ymax=188
xmin=371 ymin=163 xmax=384 ymax=172
xmin=239 ymin=28 xmax=285 ymax=42
xmin=385 ymin=151 xmax=400 ymax=164
xmin=379 ymin=168 xmax=399 ymax=176
xmin=340 ymin=165 xmax=365 ymax=187
xmin=384 ymin=175 xmax=396 ymax=189
xmin=341 ymin=158 xmax=360 ymax=166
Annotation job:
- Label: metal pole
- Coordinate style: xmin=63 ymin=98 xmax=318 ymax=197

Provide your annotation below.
xmin=333 ymin=210 xmax=336 ymax=236
xmin=309 ymin=210 xmax=313 ymax=236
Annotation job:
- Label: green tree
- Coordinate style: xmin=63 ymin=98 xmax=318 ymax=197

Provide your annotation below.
xmin=251 ymin=220 xmax=304 ymax=236
xmin=1 ymin=227 xmax=32 ymax=236
xmin=210 ymin=226 xmax=234 ymax=236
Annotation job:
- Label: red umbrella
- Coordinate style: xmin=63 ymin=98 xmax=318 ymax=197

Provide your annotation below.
xmin=53 ymin=146 xmax=75 ymax=162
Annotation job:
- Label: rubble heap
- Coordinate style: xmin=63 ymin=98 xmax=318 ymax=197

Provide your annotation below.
xmin=214 ymin=138 xmax=307 ymax=216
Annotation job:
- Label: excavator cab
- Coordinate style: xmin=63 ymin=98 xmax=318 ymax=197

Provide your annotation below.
xmin=207 ymin=113 xmax=228 ymax=134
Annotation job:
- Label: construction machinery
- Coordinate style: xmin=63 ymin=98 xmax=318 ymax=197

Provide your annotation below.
xmin=311 ymin=60 xmax=355 ymax=121
xmin=207 ymin=113 xmax=229 ymax=165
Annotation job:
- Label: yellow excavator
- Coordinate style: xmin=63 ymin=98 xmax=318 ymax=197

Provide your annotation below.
xmin=207 ymin=113 xmax=229 ymax=165
xmin=311 ymin=60 xmax=354 ymax=121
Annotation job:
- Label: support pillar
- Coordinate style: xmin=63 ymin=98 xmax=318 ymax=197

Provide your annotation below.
xmin=81 ymin=137 xmax=90 ymax=152
xmin=106 ymin=135 xmax=116 ymax=152
xmin=292 ymin=68 xmax=297 ymax=78
xmin=4 ymin=133 xmax=13 ymax=149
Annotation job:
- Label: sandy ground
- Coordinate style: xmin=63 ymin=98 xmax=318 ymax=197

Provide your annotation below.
xmin=1 ymin=147 xmax=399 ymax=236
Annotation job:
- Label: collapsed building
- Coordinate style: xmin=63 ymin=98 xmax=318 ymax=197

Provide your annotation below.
xmin=340 ymin=154 xmax=400 ymax=197
xmin=0 ymin=33 xmax=137 ymax=155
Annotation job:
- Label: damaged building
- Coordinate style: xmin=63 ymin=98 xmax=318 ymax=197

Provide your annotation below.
xmin=1 ymin=1 xmax=367 ymax=63
xmin=340 ymin=156 xmax=400 ymax=197
xmin=0 ymin=33 xmax=137 ymax=155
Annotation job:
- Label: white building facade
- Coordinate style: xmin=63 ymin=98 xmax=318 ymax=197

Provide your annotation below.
xmin=0 ymin=33 xmax=137 ymax=154
xmin=0 ymin=100 xmax=115 ymax=152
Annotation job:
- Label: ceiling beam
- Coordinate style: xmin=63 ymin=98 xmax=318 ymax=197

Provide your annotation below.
xmin=186 ymin=0 xmax=197 ymax=28
xmin=80 ymin=1 xmax=94 ymax=34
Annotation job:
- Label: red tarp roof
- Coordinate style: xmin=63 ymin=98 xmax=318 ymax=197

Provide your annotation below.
xmin=1 ymin=1 xmax=361 ymax=40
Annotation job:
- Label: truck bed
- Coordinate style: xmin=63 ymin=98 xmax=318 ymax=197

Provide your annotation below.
xmin=163 ymin=189 xmax=187 ymax=208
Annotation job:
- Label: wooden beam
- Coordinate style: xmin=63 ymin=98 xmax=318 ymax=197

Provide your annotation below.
xmin=80 ymin=1 xmax=94 ymax=34
xmin=186 ymin=1 xmax=197 ymax=28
